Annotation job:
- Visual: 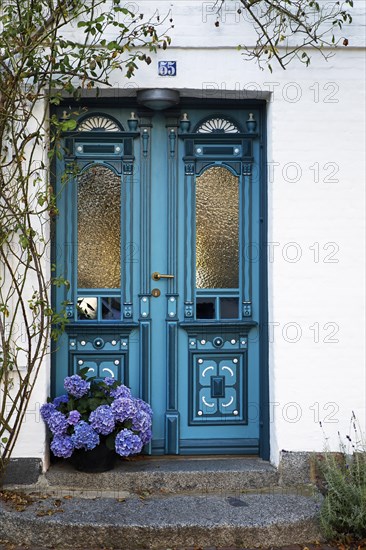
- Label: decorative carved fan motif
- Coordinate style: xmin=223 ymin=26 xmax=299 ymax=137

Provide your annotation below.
xmin=78 ymin=116 xmax=121 ymax=132
xmin=196 ymin=117 xmax=240 ymax=134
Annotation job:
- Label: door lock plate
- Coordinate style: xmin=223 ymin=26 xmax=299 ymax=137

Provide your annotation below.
xmin=151 ymin=288 xmax=161 ymax=298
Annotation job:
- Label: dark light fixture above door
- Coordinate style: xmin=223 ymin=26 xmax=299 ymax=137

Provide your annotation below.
xmin=136 ymin=88 xmax=180 ymax=110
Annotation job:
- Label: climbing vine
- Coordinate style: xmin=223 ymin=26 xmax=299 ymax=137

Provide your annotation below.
xmin=215 ymin=0 xmax=353 ymax=70
xmin=0 ymin=0 xmax=172 ymax=481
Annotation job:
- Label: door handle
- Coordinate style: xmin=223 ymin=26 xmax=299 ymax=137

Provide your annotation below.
xmin=152 ymin=272 xmax=174 ymax=281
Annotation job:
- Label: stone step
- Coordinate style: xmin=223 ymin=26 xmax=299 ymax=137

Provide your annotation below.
xmin=42 ymin=457 xmax=279 ymax=495
xmin=0 ymin=490 xmax=322 ymax=549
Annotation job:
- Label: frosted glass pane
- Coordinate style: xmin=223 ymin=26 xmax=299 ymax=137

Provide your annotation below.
xmin=78 ymin=165 xmax=121 ymax=288
xmin=196 ymin=166 xmax=239 ymax=289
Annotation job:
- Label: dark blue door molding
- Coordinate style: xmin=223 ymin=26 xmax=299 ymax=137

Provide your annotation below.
xmin=52 ymin=103 xmax=269 ymax=459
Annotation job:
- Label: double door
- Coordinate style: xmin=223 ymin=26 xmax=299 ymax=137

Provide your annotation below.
xmin=54 ymin=105 xmax=266 ymax=455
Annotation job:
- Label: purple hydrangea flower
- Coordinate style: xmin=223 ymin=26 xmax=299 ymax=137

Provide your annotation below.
xmin=133 ymin=398 xmax=153 ymax=418
xmin=64 ymin=375 xmax=90 ymax=398
xmin=71 ymin=421 xmax=100 ymax=451
xmin=53 ymin=394 xmax=69 ymax=408
xmin=50 ymin=435 xmax=74 ymax=458
xmin=40 ymin=402 xmax=56 ymax=422
xmin=48 ymin=411 xmax=68 ymax=436
xmin=115 ymin=429 xmax=143 ymax=457
xmin=131 ymin=410 xmax=152 ymax=445
xmin=67 ymin=410 xmax=81 ymax=425
xmin=140 ymin=428 xmax=152 ymax=445
xmin=110 ymin=384 xmax=132 ymax=399
xmin=103 ymin=377 xmax=117 ymax=387
xmin=131 ymin=409 xmax=152 ymax=433
xmin=111 ymin=397 xmax=137 ymax=422
xmin=89 ymin=405 xmax=115 ymax=435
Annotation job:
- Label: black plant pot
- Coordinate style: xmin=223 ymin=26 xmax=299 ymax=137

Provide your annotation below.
xmin=71 ymin=444 xmax=116 ymax=473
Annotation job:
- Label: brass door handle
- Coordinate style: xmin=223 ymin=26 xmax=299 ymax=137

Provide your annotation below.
xmin=152 ymin=272 xmax=174 ymax=281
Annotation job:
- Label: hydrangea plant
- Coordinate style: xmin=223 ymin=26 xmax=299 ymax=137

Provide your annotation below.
xmin=41 ymin=369 xmax=152 ymax=459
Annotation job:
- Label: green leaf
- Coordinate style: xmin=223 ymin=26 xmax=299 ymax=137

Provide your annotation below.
xmin=1 ymin=437 xmax=8 ymax=444
xmin=67 ymin=398 xmax=75 ymax=411
xmin=78 ymin=367 xmax=90 ymax=378
xmin=107 ymin=41 xmax=119 ymax=50
xmin=19 ymin=235 xmax=29 ymax=249
xmin=37 ymin=194 xmax=46 ymax=206
xmin=88 ymin=398 xmax=102 ymax=411
xmin=93 ymin=390 xmax=106 ymax=399
xmin=61 ymin=119 xmax=77 ymax=132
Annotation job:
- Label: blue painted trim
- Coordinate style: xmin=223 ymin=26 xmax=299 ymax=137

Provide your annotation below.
xmin=243 ymin=167 xmax=252 ymax=310
xmin=165 ymin=414 xmax=180 ymax=454
xmin=71 ymin=166 xmax=78 ymax=322
xmin=152 ymin=438 xmax=259 ymax=455
xmin=184 ymin=302 xmax=194 ymax=319
xmin=167 ymin=124 xmax=178 ymax=295
xmin=142 ymin=128 xmax=149 ymax=158
xmin=169 ymin=128 xmax=176 ymax=158
xmin=77 ymin=160 xmax=122 ymax=176
xmin=179 ymin=132 xmax=258 ymax=141
xmin=249 ymin=169 xmax=253 ymax=302
xmin=139 ymin=296 xmax=150 ymax=320
xmin=140 ymin=125 xmax=151 ymax=295
xmin=64 ymin=323 xmax=138 ymax=333
xmin=51 ymin=103 xmax=269 ymax=459
xmin=179 ymin=438 xmax=259 ymax=455
xmin=258 ymin=107 xmax=270 ymax=461
xmin=150 ymin=439 xmax=166 ymax=455
xmin=140 ymin=321 xmax=151 ymax=455
xmin=188 ymin=349 xmax=248 ymax=426
xmin=184 ymin=170 xmax=194 ymax=308
xmin=195 ymin=160 xmax=241 ymax=177
xmin=121 ymin=165 xmax=128 ymax=308
xmin=166 ymin=296 xmax=177 ymax=320
xmin=166 ymin=322 xmax=178 ymax=410
xmin=180 ymin=321 xmax=257 ymax=332
xmin=123 ymin=167 xmax=134 ymax=311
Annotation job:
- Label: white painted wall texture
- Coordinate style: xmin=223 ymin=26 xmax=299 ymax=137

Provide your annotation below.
xmin=10 ymin=0 xmax=365 ymax=467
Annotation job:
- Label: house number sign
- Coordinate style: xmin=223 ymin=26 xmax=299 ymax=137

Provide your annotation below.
xmin=158 ymin=61 xmax=177 ymax=76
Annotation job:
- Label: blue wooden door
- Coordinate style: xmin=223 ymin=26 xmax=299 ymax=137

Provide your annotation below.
xmin=53 ymin=106 xmax=265 ymax=456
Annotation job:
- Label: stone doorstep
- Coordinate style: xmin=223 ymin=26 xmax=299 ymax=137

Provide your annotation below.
xmin=0 ymin=491 xmax=323 ymax=549
xmin=39 ymin=457 xmax=280 ymax=495
xmin=3 ymin=453 xmax=316 ymax=492
xmin=1 ymin=456 xmax=322 ymax=549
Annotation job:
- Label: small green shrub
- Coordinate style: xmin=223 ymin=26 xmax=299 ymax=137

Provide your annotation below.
xmin=315 ymin=412 xmax=366 ymax=541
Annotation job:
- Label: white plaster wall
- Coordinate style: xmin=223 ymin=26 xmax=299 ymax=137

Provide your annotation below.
xmin=11 ymin=0 xmax=365 ymax=466
xmin=112 ymin=0 xmax=365 ymax=464
xmin=3 ymin=98 xmax=51 ymax=468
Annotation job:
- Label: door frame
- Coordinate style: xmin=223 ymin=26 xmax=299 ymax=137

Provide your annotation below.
xmin=51 ymin=93 xmax=270 ymax=460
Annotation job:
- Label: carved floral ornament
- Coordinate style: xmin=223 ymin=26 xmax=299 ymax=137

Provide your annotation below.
xmin=196 ymin=117 xmax=240 ymax=134
xmin=77 ymin=115 xmax=122 ymax=132
xmin=76 ymin=114 xmax=256 ymax=135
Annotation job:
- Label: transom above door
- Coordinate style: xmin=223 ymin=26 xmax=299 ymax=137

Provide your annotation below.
xmin=53 ymin=103 xmax=267 ymax=456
